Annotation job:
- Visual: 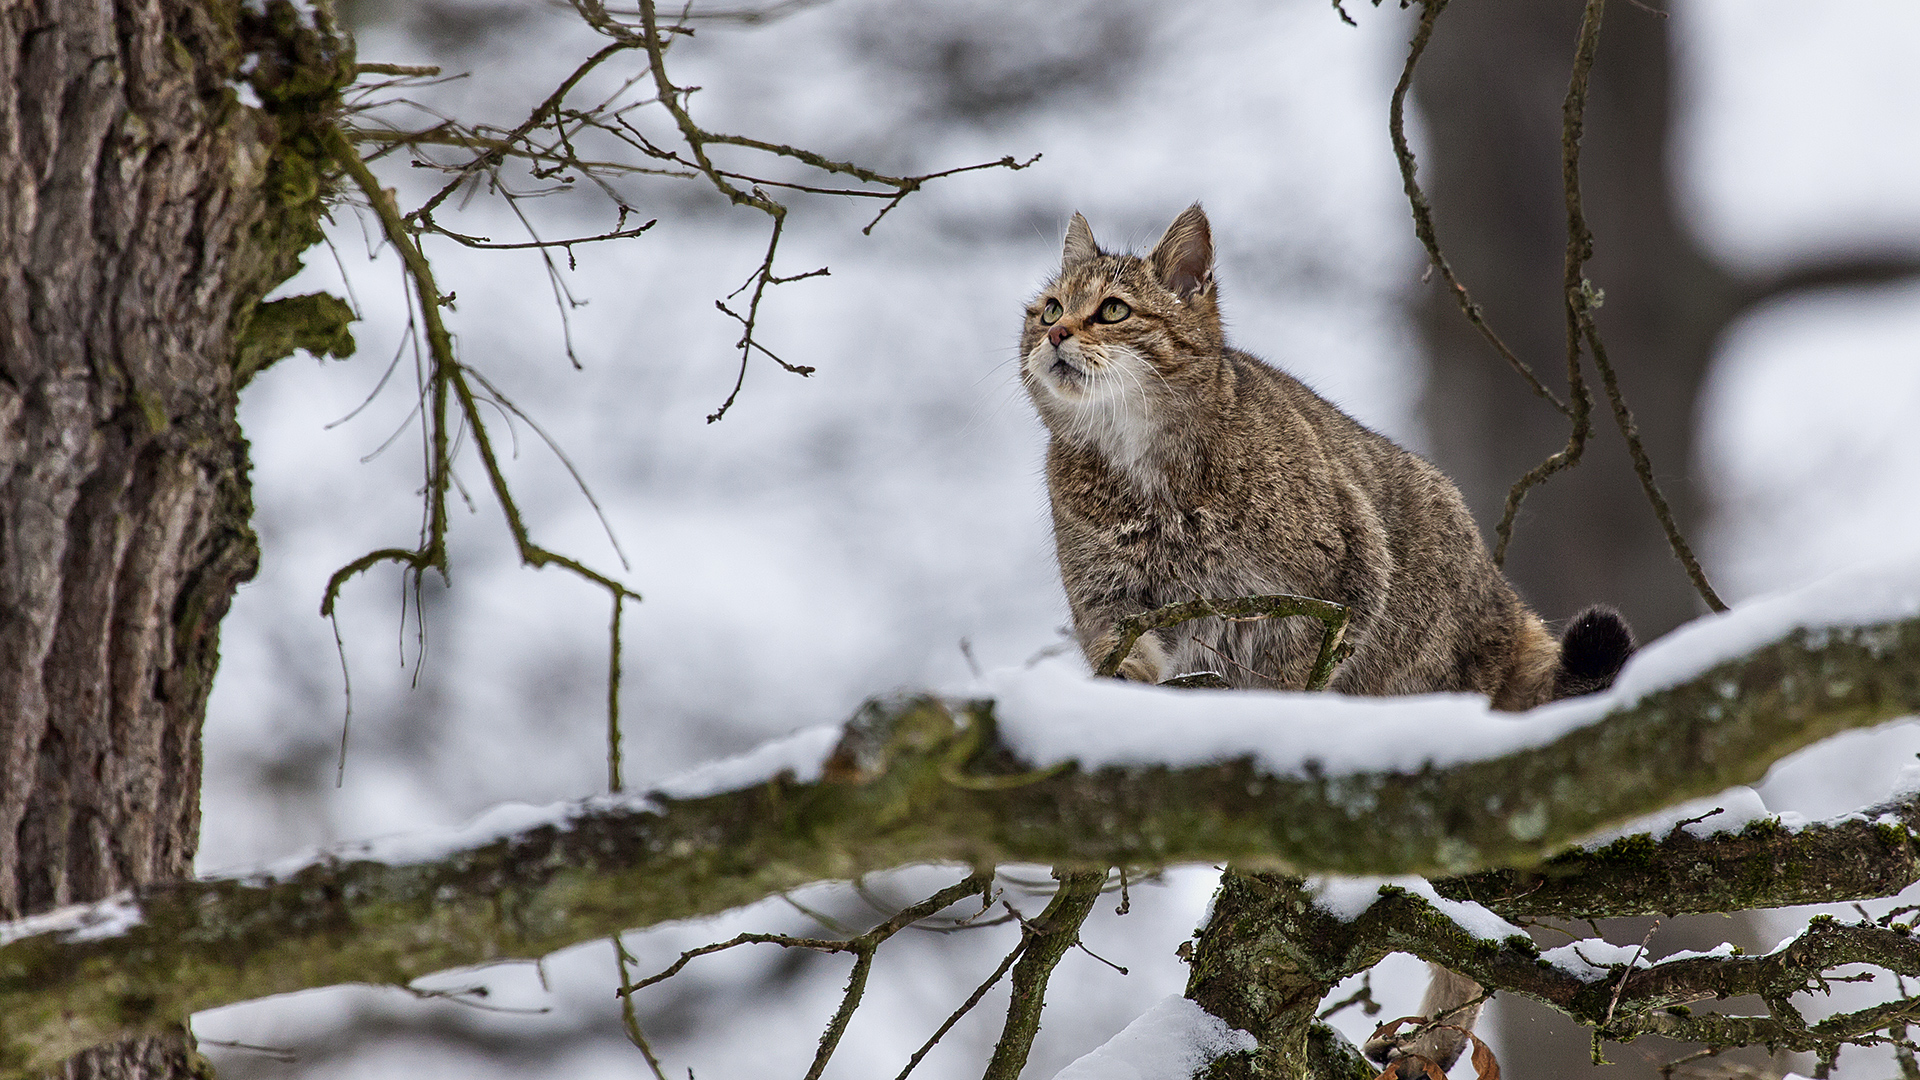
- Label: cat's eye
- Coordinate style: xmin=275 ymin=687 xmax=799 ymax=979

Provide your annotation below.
xmin=1040 ymin=299 xmax=1063 ymax=325
xmin=1095 ymin=298 xmax=1131 ymax=323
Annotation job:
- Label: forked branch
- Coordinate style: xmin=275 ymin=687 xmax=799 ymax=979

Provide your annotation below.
xmin=1390 ymin=0 xmax=1724 ymax=610
xmin=319 ymin=124 xmax=642 ymax=789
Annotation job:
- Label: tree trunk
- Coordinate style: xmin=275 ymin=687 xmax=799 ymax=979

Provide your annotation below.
xmin=0 ymin=0 xmax=347 ymax=1074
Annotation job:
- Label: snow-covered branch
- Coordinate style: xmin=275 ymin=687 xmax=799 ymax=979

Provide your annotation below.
xmin=3 ymin=572 xmax=1919 ymax=1075
xmin=1189 ymin=871 xmax=1920 ymax=1078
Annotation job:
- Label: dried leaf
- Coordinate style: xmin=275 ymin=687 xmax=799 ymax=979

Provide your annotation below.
xmin=1468 ymin=1030 xmax=1501 ymax=1080
xmin=1368 ymin=1015 xmax=1426 ymax=1043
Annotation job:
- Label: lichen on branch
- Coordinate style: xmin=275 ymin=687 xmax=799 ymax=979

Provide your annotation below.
xmin=2 ymin=613 xmax=1919 ymax=1074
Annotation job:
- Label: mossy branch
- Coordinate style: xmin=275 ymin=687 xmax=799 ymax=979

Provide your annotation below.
xmin=1436 ymin=796 xmax=1920 ymax=920
xmin=4 ymin=615 xmax=1920 ymax=1073
xmin=980 ymin=869 xmax=1107 ymax=1080
xmin=1193 ymin=873 xmax=1920 ymax=1076
xmin=232 ymin=292 xmax=357 ymax=389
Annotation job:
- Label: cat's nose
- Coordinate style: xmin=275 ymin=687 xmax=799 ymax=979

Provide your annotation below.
xmin=1047 ymin=325 xmax=1071 ymax=346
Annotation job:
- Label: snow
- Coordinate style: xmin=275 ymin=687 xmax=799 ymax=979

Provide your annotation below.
xmin=202 ymin=725 xmax=841 ymax=879
xmin=0 ymin=893 xmax=143 ymax=948
xmin=1606 ymin=551 xmax=1920 ymax=708
xmin=203 ymin=797 xmax=589 ymax=881
xmin=986 ymin=657 xmax=1591 ymax=778
xmin=1049 ymin=995 xmax=1257 ymax=1080
xmin=1309 ymin=877 xmax=1527 ymax=944
xmin=1539 ymin=938 xmax=1656 ymax=983
xmin=1654 ymin=943 xmax=1741 ymax=964
xmin=647 ymin=723 xmax=842 ymax=800
xmin=358 ymin=799 xmax=583 ymax=865
xmin=1889 ymin=763 xmax=1920 ymax=802
xmin=983 ymin=552 xmax=1920 ymax=783
xmin=1578 ymin=787 xmax=1780 ymax=849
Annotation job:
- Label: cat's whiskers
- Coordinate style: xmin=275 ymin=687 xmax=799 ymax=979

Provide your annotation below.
xmin=958 ymin=352 xmax=1039 ymax=441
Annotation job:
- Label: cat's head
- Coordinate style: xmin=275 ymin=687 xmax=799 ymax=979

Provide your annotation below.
xmin=1020 ymin=205 xmax=1227 ymax=436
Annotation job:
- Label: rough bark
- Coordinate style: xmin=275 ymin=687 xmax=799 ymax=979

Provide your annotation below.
xmin=1187 ymin=872 xmax=1381 ymax=1080
xmin=1 ymin=614 xmax=1916 ymax=1074
xmin=0 ymin=1 xmax=349 ymax=1075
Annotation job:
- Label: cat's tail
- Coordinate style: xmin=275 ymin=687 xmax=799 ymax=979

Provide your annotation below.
xmin=1552 ymin=605 xmax=1635 ymax=699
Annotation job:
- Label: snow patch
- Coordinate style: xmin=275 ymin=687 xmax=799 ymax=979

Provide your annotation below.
xmin=1608 ymin=552 xmax=1920 ymax=708
xmin=1580 ymin=787 xmax=1776 ymax=848
xmin=1050 ymin=995 xmax=1257 ymax=1080
xmin=359 ymin=799 xmax=580 ymax=865
xmin=208 ymin=726 xmax=837 ymax=880
xmin=1655 ymin=942 xmax=1741 ymax=964
xmin=1541 ymin=938 xmax=1656 ymax=983
xmin=1890 ymin=763 xmax=1920 ymax=801
xmin=1309 ymin=876 xmax=1526 ymax=943
xmin=986 ymin=657 xmax=1601 ymax=778
xmin=0 ymin=893 xmax=144 ymax=948
xmin=648 ymin=723 xmax=842 ymax=800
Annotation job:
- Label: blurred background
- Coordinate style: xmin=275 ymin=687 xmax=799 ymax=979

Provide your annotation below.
xmin=191 ymin=0 xmax=1920 ymax=1076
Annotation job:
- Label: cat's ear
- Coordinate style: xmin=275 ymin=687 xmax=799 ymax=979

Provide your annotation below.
xmin=1062 ymin=212 xmax=1100 ymax=267
xmin=1149 ymin=203 xmax=1214 ymax=299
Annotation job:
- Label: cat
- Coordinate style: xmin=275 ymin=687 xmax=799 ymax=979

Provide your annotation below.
xmin=1020 ymin=204 xmax=1635 ymax=1072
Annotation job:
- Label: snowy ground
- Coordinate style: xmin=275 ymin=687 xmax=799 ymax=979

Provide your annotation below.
xmin=189 ymin=0 xmax=1920 ymax=1077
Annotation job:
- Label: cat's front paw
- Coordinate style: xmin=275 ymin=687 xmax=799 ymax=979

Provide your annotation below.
xmin=1091 ymin=630 xmax=1168 ymax=683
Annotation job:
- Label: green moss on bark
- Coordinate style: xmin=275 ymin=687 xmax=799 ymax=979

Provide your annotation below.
xmin=224 ymin=0 xmax=358 ymax=392
xmin=232 ymin=292 xmax=356 ymax=387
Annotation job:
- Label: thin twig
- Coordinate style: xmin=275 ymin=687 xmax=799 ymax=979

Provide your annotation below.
xmin=320 ymin=125 xmax=642 ymax=791
xmin=356 ymin=63 xmax=444 ymax=78
xmin=1583 ymin=318 xmax=1727 ymax=611
xmin=614 ymin=875 xmax=991 ymax=1079
xmin=613 ymin=937 xmax=672 ymax=1080
xmin=1604 ymin=920 xmax=1660 ymax=1028
xmin=1390 ymin=0 xmax=1569 ymax=416
xmin=1492 ymin=0 xmax=1606 ymax=564
xmin=892 ymin=938 xmax=1028 ymax=1080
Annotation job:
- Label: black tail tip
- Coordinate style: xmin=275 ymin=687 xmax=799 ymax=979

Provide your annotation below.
xmin=1554 ymin=605 xmax=1635 ymax=699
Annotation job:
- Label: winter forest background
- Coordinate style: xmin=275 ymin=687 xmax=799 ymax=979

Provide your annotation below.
xmin=190 ymin=0 xmax=1920 ymax=1076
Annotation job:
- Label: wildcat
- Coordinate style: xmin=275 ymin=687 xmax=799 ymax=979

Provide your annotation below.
xmin=1020 ymin=205 xmax=1634 ymax=1071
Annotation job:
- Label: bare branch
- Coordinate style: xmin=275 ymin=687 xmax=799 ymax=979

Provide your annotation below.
xmin=318 ymin=126 xmax=641 ymax=791
xmin=981 ymin=870 xmax=1108 ymax=1080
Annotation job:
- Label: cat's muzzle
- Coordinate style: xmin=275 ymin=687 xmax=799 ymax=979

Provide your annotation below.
xmin=1037 ymin=342 xmax=1089 ymax=391
xmin=1048 ymin=355 xmax=1086 ymax=387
